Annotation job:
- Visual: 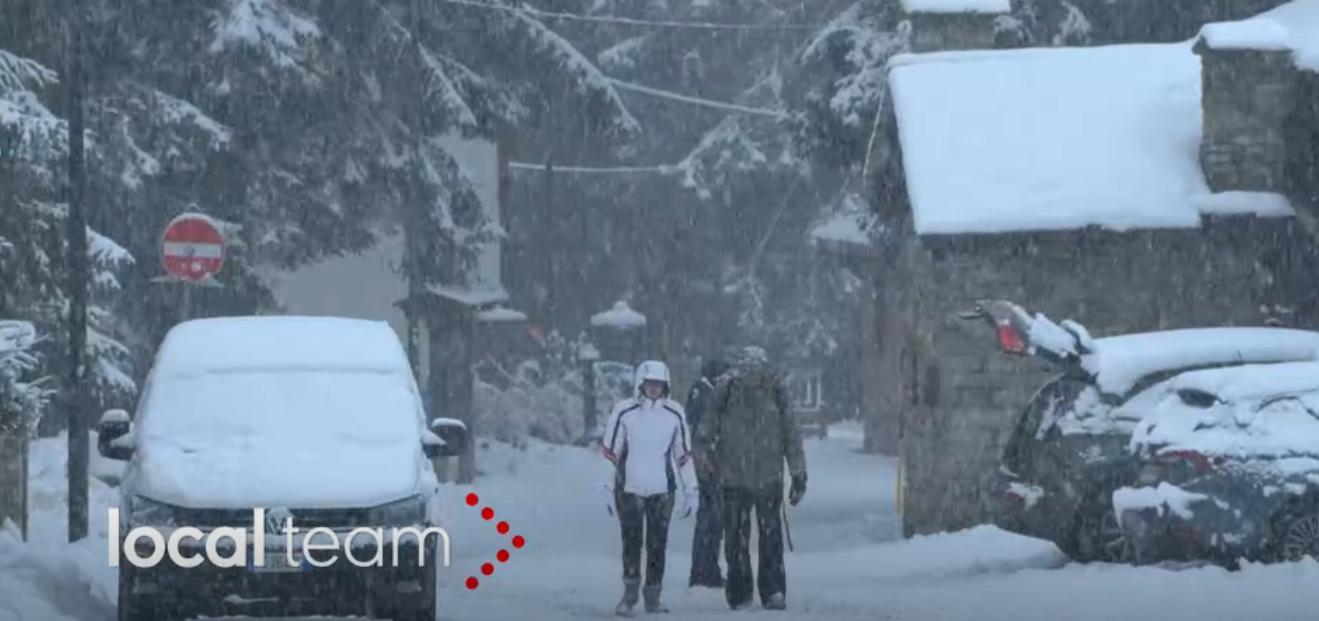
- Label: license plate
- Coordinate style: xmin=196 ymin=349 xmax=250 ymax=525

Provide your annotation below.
xmin=248 ymin=550 xmax=308 ymax=573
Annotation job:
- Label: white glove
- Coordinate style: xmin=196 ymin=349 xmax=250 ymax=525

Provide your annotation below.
xmin=679 ymin=489 xmax=699 ymax=520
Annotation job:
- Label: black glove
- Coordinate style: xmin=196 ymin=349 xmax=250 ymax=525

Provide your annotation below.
xmin=789 ymin=473 xmax=807 ymax=506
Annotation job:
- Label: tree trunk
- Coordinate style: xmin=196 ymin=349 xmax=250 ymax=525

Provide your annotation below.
xmin=65 ymin=0 xmax=90 ymax=543
xmin=0 ymin=429 xmax=28 ymax=540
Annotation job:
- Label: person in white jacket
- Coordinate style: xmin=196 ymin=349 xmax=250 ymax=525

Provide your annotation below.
xmin=599 ymin=360 xmax=699 ymax=616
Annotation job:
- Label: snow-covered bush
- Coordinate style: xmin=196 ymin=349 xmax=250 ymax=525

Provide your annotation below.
xmin=475 ymin=360 xmax=584 ymax=448
xmin=473 ymin=331 xmax=642 ymax=447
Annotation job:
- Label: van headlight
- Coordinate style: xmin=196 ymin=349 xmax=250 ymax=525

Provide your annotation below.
xmin=368 ymin=495 xmax=426 ymax=527
xmin=130 ymin=496 xmax=178 ymax=526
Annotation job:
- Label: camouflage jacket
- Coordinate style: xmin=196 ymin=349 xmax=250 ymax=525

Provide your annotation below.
xmin=698 ymin=362 xmax=806 ymax=489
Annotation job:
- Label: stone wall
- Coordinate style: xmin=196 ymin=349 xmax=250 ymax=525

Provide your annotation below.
xmin=1198 ymin=44 xmax=1297 ymax=193
xmin=886 ymin=219 xmax=1317 ymax=536
xmin=1287 ymin=70 xmax=1319 ymax=208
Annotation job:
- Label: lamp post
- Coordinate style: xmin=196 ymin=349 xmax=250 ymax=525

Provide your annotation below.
xmin=577 ymin=338 xmax=601 ymax=444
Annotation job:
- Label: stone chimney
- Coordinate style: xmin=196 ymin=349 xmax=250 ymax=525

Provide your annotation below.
xmin=903 ymin=0 xmax=1008 ymax=54
xmin=1194 ymin=20 xmax=1298 ymax=193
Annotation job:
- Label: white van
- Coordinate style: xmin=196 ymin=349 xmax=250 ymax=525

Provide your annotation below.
xmin=98 ymin=316 xmax=466 ymax=621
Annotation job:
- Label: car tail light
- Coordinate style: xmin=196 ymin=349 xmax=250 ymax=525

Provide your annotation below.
xmin=995 ymin=319 xmax=1028 ymax=355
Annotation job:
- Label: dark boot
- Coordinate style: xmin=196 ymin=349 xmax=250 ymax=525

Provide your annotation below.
xmin=643 ymin=585 xmax=668 ymax=613
xmin=615 ymin=578 xmax=640 ymax=616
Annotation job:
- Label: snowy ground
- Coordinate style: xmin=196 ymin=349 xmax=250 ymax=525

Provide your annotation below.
xmin=5 ymin=423 xmax=1319 ymax=621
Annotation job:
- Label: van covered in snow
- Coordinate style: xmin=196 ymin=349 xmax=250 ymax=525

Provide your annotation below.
xmin=97 ymin=316 xmax=467 ymax=621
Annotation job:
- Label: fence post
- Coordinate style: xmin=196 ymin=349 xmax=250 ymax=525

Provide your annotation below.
xmin=0 ymin=422 xmax=28 ymax=541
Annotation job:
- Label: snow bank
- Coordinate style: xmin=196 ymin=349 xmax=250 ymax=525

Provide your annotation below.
xmin=901 ymin=0 xmax=1010 ymax=13
xmin=1083 ymin=328 xmax=1319 ymax=396
xmin=1199 ymin=19 xmax=1292 ymax=51
xmin=154 ymin=316 xmax=410 ymax=376
xmin=889 ymin=43 xmax=1208 ymax=235
xmin=590 ymin=301 xmax=646 ymax=329
xmin=1113 ymin=483 xmax=1214 ymax=520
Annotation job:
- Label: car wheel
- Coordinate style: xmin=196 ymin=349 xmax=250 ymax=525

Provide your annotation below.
xmin=1095 ymin=508 xmax=1134 ymax=564
xmin=1060 ymin=506 xmax=1132 ymax=564
xmin=1276 ymin=506 xmax=1319 ymax=562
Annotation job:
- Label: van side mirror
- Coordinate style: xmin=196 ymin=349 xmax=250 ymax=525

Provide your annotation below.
xmin=97 ymin=409 xmax=135 ymax=461
xmin=423 ymin=418 xmax=468 ymax=459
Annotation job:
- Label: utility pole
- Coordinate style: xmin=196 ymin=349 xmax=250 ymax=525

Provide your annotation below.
xmin=402 ymin=0 xmax=425 ymax=380
xmin=65 ymin=0 xmax=90 ymax=543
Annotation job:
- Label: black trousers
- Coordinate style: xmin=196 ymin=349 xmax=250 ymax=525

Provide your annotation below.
xmin=722 ymin=484 xmax=786 ymax=607
xmin=689 ymin=471 xmax=724 ymax=584
xmin=617 ymin=491 xmax=674 ymax=586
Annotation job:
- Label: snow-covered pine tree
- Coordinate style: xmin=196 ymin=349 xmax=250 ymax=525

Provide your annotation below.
xmin=1 ymin=48 xmax=137 ymax=429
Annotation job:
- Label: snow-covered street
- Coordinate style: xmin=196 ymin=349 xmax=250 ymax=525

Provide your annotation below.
xmin=6 ymin=423 xmax=1319 ymax=621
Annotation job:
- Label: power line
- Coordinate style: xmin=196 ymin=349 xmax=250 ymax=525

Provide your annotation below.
xmin=438 ymin=0 xmax=820 ymax=31
xmin=508 ymin=161 xmax=674 ymax=174
xmin=608 ymin=78 xmax=791 ymax=119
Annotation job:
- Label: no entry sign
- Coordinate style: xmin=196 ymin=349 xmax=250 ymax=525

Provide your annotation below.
xmin=161 ymin=213 xmax=226 ymax=282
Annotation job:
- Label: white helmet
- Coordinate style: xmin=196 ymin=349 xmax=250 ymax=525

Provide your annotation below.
xmin=634 ymin=360 xmax=671 ymax=392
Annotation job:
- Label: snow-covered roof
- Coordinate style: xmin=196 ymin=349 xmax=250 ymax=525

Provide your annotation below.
xmin=476 ymin=306 xmax=529 ymax=323
xmin=1203 ymin=0 xmax=1319 ymax=70
xmin=153 ymin=316 xmax=411 ymax=377
xmin=1083 ymin=328 xmax=1319 ymax=396
xmin=1196 ymin=192 xmax=1295 ymax=218
xmin=425 ymin=283 xmax=510 ymax=307
xmin=900 ymin=0 xmax=1009 ymax=14
xmin=1261 ymin=0 xmax=1319 ymax=70
xmin=591 ymin=301 xmax=647 ymax=329
xmin=889 ymin=43 xmax=1236 ymax=235
xmin=1198 ymin=19 xmax=1291 ymax=51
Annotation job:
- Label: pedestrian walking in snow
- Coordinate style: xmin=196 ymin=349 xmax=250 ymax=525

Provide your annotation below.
xmin=685 ymin=356 xmax=730 ymax=588
xmin=599 ymin=360 xmax=699 ymax=616
xmin=700 ymin=346 xmax=807 ymax=611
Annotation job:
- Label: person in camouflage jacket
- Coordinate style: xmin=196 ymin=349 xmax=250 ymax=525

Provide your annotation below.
xmin=698 ymin=346 xmax=806 ymax=610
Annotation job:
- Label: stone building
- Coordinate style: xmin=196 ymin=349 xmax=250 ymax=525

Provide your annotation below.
xmin=822 ymin=0 xmax=1319 ymax=536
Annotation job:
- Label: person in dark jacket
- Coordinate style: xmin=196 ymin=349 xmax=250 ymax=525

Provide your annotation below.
xmin=699 ymin=346 xmax=806 ymax=611
xmin=685 ymin=356 xmax=731 ymax=588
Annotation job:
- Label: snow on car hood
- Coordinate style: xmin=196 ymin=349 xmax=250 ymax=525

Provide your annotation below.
xmin=1129 ymin=362 xmax=1319 ymax=474
xmin=1083 ymin=328 xmax=1319 ymax=396
xmin=131 ymin=368 xmax=426 ymax=508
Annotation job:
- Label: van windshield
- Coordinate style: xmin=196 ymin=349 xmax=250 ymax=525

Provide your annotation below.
xmin=132 ymin=369 xmax=423 ymax=508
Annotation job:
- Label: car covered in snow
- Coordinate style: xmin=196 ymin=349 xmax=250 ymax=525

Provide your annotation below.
xmin=1116 ymin=362 xmax=1319 ymax=566
xmin=96 ymin=316 xmax=468 ymax=621
xmin=964 ymin=301 xmax=1319 ymax=563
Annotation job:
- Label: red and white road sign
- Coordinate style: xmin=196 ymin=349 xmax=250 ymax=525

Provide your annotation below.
xmin=161 ymin=213 xmax=226 ymax=282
